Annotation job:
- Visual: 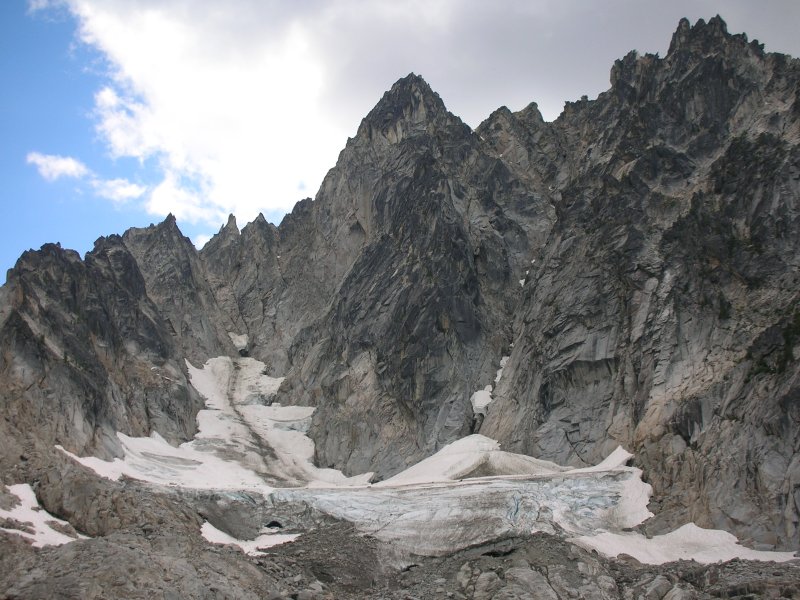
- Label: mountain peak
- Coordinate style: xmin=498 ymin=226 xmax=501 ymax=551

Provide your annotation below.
xmin=390 ymin=72 xmax=436 ymax=95
xmin=668 ymin=15 xmax=760 ymax=57
xmin=155 ymin=212 xmax=182 ymax=236
xmin=358 ymin=73 xmax=451 ymax=144
xmin=375 ymin=72 xmax=445 ymax=115
xmin=222 ymin=213 xmax=239 ymax=235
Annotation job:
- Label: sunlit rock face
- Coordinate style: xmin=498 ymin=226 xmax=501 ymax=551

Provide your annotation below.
xmin=479 ymin=16 xmax=800 ymax=548
xmin=1 ymin=20 xmax=799 ymax=598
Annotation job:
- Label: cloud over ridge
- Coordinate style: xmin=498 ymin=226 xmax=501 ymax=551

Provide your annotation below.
xmin=27 ymin=0 xmax=800 ymax=233
xmin=26 ymin=150 xmax=146 ymax=205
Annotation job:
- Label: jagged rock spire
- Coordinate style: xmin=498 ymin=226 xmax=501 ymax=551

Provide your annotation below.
xmin=221 ymin=213 xmax=239 ymax=236
xmin=667 ymin=15 xmax=761 ymax=57
xmin=356 ymin=73 xmax=458 ymax=144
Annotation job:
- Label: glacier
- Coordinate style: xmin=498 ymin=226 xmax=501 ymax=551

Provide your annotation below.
xmin=52 ymin=354 xmax=797 ymax=563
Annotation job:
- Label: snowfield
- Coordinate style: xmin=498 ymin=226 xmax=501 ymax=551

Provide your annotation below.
xmin=200 ymin=521 xmax=298 ymax=556
xmin=50 ymin=354 xmax=798 ymax=564
xmin=59 ymin=356 xmax=371 ymax=490
xmin=0 ymin=484 xmax=87 ymax=547
xmin=469 ymin=355 xmax=508 ymax=416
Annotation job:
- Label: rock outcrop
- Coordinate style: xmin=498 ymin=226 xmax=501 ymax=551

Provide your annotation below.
xmin=0 ymin=236 xmax=202 ymax=474
xmin=122 ymin=214 xmax=238 ymax=364
xmin=195 ymin=74 xmax=554 ymax=477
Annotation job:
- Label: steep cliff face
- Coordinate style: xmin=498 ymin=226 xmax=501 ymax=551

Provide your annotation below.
xmin=1 ymin=16 xmax=798 ymax=554
xmin=268 ymin=75 xmax=555 ymax=477
xmin=122 ymin=214 xmax=238 ymax=364
xmin=195 ymin=74 xmax=555 ymax=477
xmin=0 ymin=237 xmax=202 ymax=476
xmin=199 ymin=214 xmax=286 ymax=367
xmin=481 ymin=16 xmax=800 ymax=547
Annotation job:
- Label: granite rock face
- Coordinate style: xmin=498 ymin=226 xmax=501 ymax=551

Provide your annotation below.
xmin=480 ymin=16 xmax=800 ymax=547
xmin=0 ymin=236 xmax=202 ymax=474
xmin=194 ymin=74 xmax=553 ymax=477
xmin=1 ymin=17 xmax=799 ymax=583
xmin=122 ymin=214 xmax=239 ymax=364
xmin=271 ymin=74 xmax=554 ymax=477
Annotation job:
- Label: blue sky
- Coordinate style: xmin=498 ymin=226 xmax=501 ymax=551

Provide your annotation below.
xmin=2 ymin=1 xmax=800 ymax=284
xmin=0 ymin=3 xmax=159 ymax=281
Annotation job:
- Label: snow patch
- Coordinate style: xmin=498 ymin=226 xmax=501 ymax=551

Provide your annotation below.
xmin=572 ymin=446 xmax=633 ymax=472
xmin=469 ymin=356 xmax=509 ymax=416
xmin=186 ymin=357 xmax=371 ymax=488
xmin=378 ymin=435 xmax=568 ymax=487
xmin=200 ymin=521 xmax=298 ymax=556
xmin=189 ymin=356 xmax=282 ymax=409
xmin=470 ymin=386 xmax=494 ymax=416
xmin=59 ymin=431 xmax=271 ymax=491
xmin=0 ymin=484 xmax=87 ymax=547
xmin=494 ymin=355 xmax=509 ymax=384
xmin=574 ymin=523 xmax=798 ymax=565
xmin=54 ymin=351 xmax=797 ymax=566
xmin=228 ymin=332 xmax=248 ymax=351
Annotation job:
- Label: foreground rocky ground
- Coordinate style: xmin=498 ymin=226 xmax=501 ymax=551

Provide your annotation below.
xmin=2 ymin=463 xmax=799 ymax=599
xmin=3 ymin=515 xmax=800 ymax=599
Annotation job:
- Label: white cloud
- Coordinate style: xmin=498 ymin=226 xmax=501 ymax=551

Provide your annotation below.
xmin=192 ymin=233 xmax=212 ymax=250
xmin=27 ymin=150 xmax=146 ymax=206
xmin=45 ymin=0 xmax=515 ymax=229
xmin=37 ymin=0 xmax=800 ymax=231
xmin=93 ymin=86 xmax=157 ymax=161
xmin=145 ymin=171 xmax=224 ymax=225
xmin=26 ymin=0 xmax=59 ymax=13
xmin=90 ymin=177 xmax=146 ymax=203
xmin=26 ymin=152 xmax=89 ymax=181
xmin=59 ymin=0 xmax=342 ymax=228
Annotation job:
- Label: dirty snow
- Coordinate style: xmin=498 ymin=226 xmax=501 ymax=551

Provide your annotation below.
xmin=58 ymin=431 xmax=271 ymax=491
xmin=377 ymin=434 xmax=568 ymax=487
xmin=568 ymin=446 xmax=653 ymax=528
xmin=0 ymin=484 xmax=87 ymax=547
xmin=188 ymin=357 xmax=371 ymax=487
xmin=275 ymin=441 xmax=650 ymax=557
xmin=276 ymin=436 xmax=651 ymax=556
xmin=200 ymin=521 xmax=298 ymax=556
xmin=277 ymin=436 xmax=791 ymax=562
